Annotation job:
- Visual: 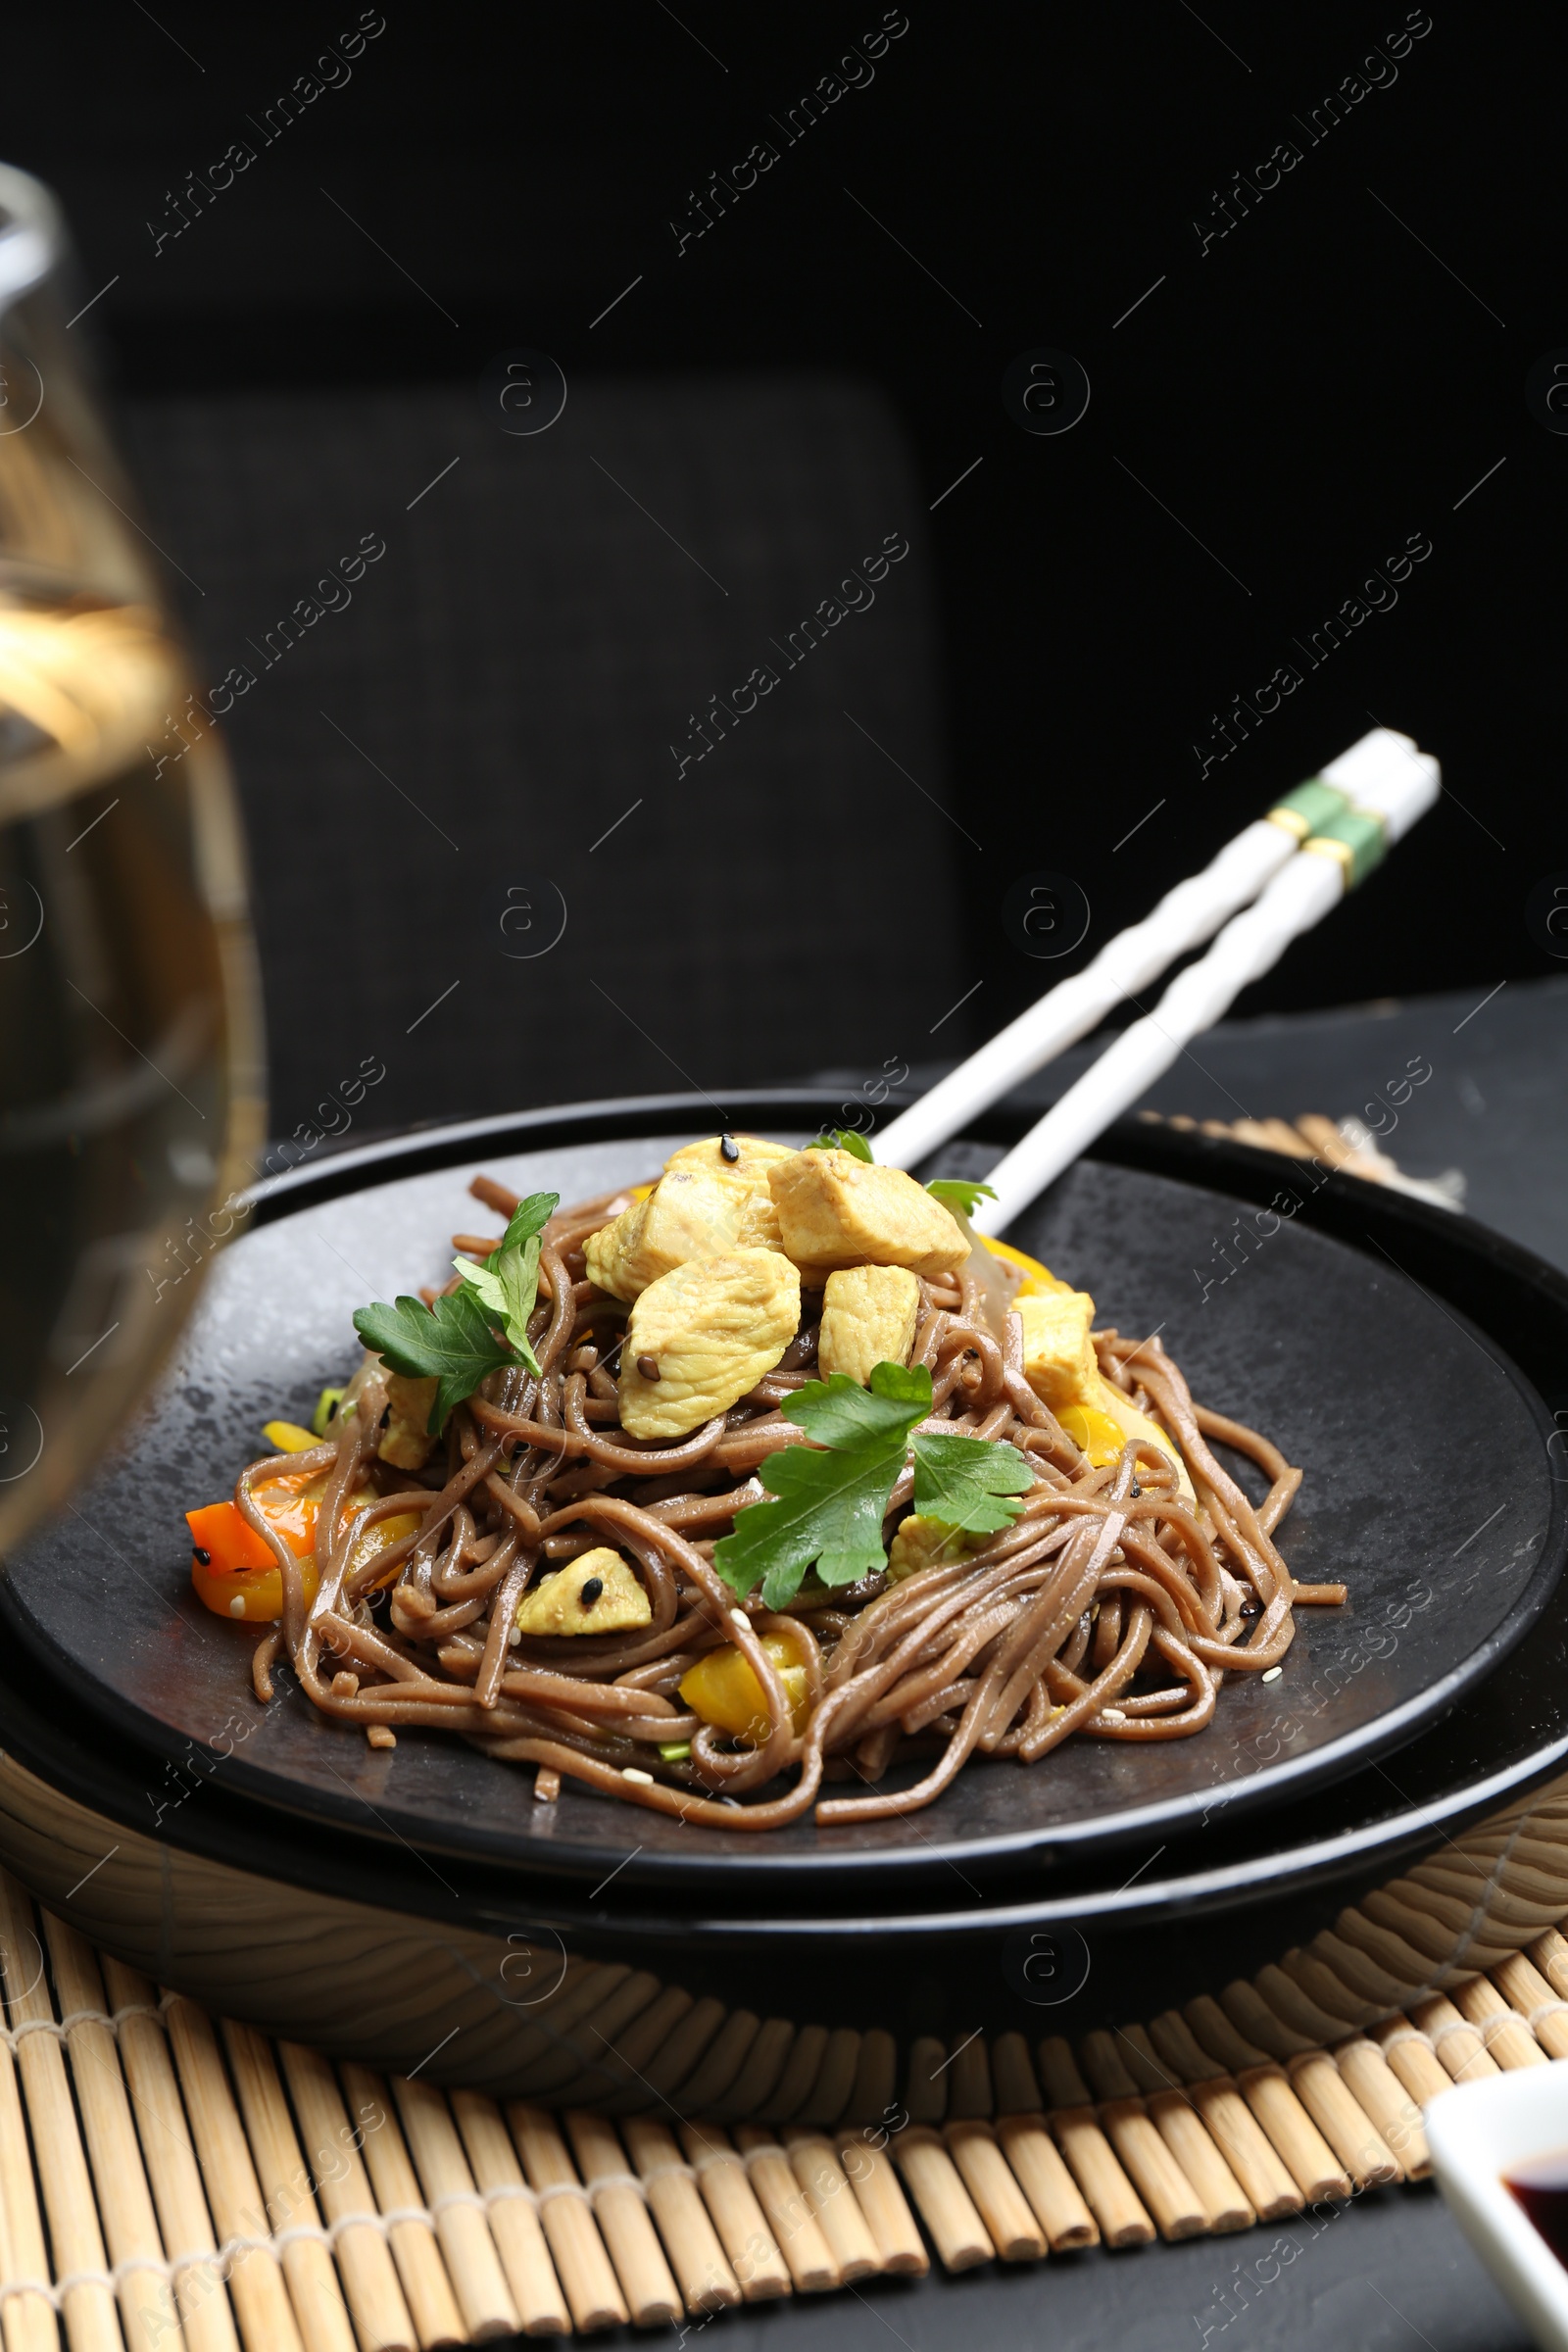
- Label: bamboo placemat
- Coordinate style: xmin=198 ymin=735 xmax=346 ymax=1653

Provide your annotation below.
xmin=1 ymin=1765 xmax=1566 ymax=2346
xmin=1137 ymin=1106 xmax=1467 ymax=1206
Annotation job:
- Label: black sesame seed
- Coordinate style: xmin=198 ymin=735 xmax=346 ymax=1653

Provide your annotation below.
xmin=637 ymin=1354 xmax=661 ymax=1381
xmin=720 ymin=1132 xmax=740 ymax=1162
xmin=192 ymin=1546 xmax=212 ymax=1566
xmin=1241 ymin=1599 xmax=1261 ymax=1617
xmin=1130 ymin=1480 xmax=1142 ymax=1497
xmin=379 ymin=1406 xmax=391 ymax=1428
xmin=580 ymin=1576 xmax=605 ymax=1606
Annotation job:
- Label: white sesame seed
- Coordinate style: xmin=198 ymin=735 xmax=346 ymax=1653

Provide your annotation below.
xmin=622 ymin=1767 xmax=655 ymax=1786
xmin=229 ymin=1596 xmax=245 ymax=1617
xmin=508 ymin=1626 xmax=521 ymax=1645
xmin=730 ymin=1609 xmax=751 ymax=1631
xmin=1100 ymin=1707 xmax=1126 ymax=1724
xmin=1261 ymin=1665 xmax=1283 ymax=1683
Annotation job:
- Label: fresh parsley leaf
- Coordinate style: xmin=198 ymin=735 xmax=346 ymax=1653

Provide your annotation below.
xmin=454 ymin=1257 xmax=539 ymax=1372
xmin=714 ymin=1363 xmax=932 ymax=1608
xmin=714 ymin=1437 xmax=905 ymax=1607
xmin=925 ymin=1177 xmax=998 ymax=1218
xmin=910 ymin=1430 xmax=1033 ymax=1536
xmin=784 ymin=1360 xmax=931 ymax=1448
xmin=452 ymin=1189 xmax=559 ymax=1376
xmin=502 ymin=1191 xmax=559 ymax=1252
xmin=806 ymin=1129 xmax=874 ymax=1162
xmin=353 ymin=1290 xmax=513 ymax=1433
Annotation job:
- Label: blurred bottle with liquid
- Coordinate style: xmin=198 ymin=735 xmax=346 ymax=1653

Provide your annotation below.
xmin=0 ymin=164 xmax=263 ymax=1550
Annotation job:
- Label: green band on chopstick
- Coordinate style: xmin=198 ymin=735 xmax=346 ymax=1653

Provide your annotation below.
xmin=1265 ymin=777 xmax=1350 ymax=840
xmin=1302 ymin=805 xmax=1388 ymax=890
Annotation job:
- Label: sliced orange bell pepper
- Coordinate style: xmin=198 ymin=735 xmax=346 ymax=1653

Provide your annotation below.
xmin=188 ymin=1474 xmax=423 ymax=1624
xmin=187 ymin=1480 xmax=319 ymax=1575
xmin=188 ymin=1471 xmax=320 ymax=1623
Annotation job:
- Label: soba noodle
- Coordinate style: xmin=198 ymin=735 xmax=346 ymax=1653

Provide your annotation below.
xmin=220 ymin=1167 xmax=1340 ymax=1830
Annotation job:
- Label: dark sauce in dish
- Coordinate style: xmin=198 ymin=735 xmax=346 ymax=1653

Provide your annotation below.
xmin=1505 ymin=2145 xmax=1568 ymax=2265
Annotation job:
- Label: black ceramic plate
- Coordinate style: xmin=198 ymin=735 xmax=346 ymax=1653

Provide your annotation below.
xmin=4 ymin=1093 xmax=1561 ymax=1897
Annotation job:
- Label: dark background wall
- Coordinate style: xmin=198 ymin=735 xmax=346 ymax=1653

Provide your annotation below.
xmin=5 ymin=1 xmax=1561 ymax=1138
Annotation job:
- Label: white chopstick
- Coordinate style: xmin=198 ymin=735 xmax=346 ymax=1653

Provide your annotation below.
xmin=968 ymin=738 xmax=1441 ymax=1236
xmin=877 ymin=727 xmax=1420 ymax=1175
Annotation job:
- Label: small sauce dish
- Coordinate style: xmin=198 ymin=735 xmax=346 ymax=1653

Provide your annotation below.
xmin=1428 ymin=2058 xmax=1568 ymax=2350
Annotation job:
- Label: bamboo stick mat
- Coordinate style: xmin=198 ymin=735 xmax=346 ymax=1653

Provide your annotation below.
xmin=1 ymin=1768 xmax=1566 ymax=2345
xmin=1138 ymin=1106 xmax=1467 ymax=1206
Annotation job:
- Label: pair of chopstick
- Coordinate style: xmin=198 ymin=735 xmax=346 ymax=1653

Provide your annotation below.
xmin=874 ymin=727 xmax=1441 ymax=1233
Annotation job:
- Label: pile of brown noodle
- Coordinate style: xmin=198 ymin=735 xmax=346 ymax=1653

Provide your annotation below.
xmin=238 ymin=1173 xmax=1342 ymax=1829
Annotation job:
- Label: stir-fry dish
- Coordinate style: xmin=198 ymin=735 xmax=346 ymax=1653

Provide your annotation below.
xmin=186 ymin=1135 xmax=1343 ymax=1829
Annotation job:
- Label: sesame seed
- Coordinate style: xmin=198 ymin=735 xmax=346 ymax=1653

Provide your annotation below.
xmin=1100 ymin=1707 xmax=1126 ymax=1724
xmin=1261 ymin=1665 xmax=1283 ymax=1683
xmin=720 ymin=1133 xmax=740 ymax=1162
xmin=228 ymin=1596 xmax=245 ymax=1617
xmin=193 ymin=1546 xmax=212 ymax=1566
xmin=623 ymin=1767 xmax=655 ymax=1786
xmin=580 ymin=1576 xmax=604 ymax=1606
xmin=637 ymin=1354 xmax=661 ymax=1381
xmin=730 ymin=1608 xmax=750 ymax=1631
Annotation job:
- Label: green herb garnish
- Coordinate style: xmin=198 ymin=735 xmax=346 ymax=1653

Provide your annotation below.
xmin=354 ymin=1191 xmax=561 ymax=1431
xmin=925 ymin=1178 xmax=999 ymax=1218
xmin=452 ymin=1191 xmax=558 ymax=1375
xmin=910 ymin=1429 xmax=1033 ymax=1534
xmin=353 ymin=1290 xmax=514 ymax=1434
xmin=714 ymin=1361 xmax=1035 ymax=1608
xmin=806 ymin=1129 xmax=874 ymax=1161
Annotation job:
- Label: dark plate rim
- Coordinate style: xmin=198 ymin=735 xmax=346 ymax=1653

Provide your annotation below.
xmin=8 ymin=1091 xmax=1567 ymax=1893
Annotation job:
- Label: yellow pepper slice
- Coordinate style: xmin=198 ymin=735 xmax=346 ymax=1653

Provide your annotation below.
xmin=262 ymin=1419 xmax=322 ymax=1454
xmin=1055 ymin=1403 xmax=1130 ymax=1468
xmin=679 ymin=1634 xmax=810 ymax=1743
xmin=350 ymin=1510 xmax=424 ymax=1585
xmin=980 ymin=1237 xmax=1072 ymax=1299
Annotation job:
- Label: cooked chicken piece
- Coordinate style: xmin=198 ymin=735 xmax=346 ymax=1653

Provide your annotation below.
xmin=887 ymin=1514 xmax=982 ymax=1582
xmin=663 ymin=1134 xmax=797 ymax=1179
xmin=619 ymin=1249 xmax=801 ymax=1439
xmin=766 ymin=1150 xmax=969 ymax=1280
xmin=514 ymin=1547 xmax=652 ymax=1636
xmin=328 ymin=1353 xmax=433 ymax=1467
xmin=733 ymin=1185 xmax=785 ymax=1251
xmin=1014 ymin=1292 xmax=1194 ymax=1497
xmin=663 ymin=1133 xmax=791 ymax=1250
xmin=585 ymin=1166 xmax=752 ymax=1301
xmin=378 ymin=1373 xmax=440 ymax=1469
xmin=1015 ymin=1290 xmax=1099 ymax=1414
xmin=817 ymin=1264 xmax=921 ymax=1385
